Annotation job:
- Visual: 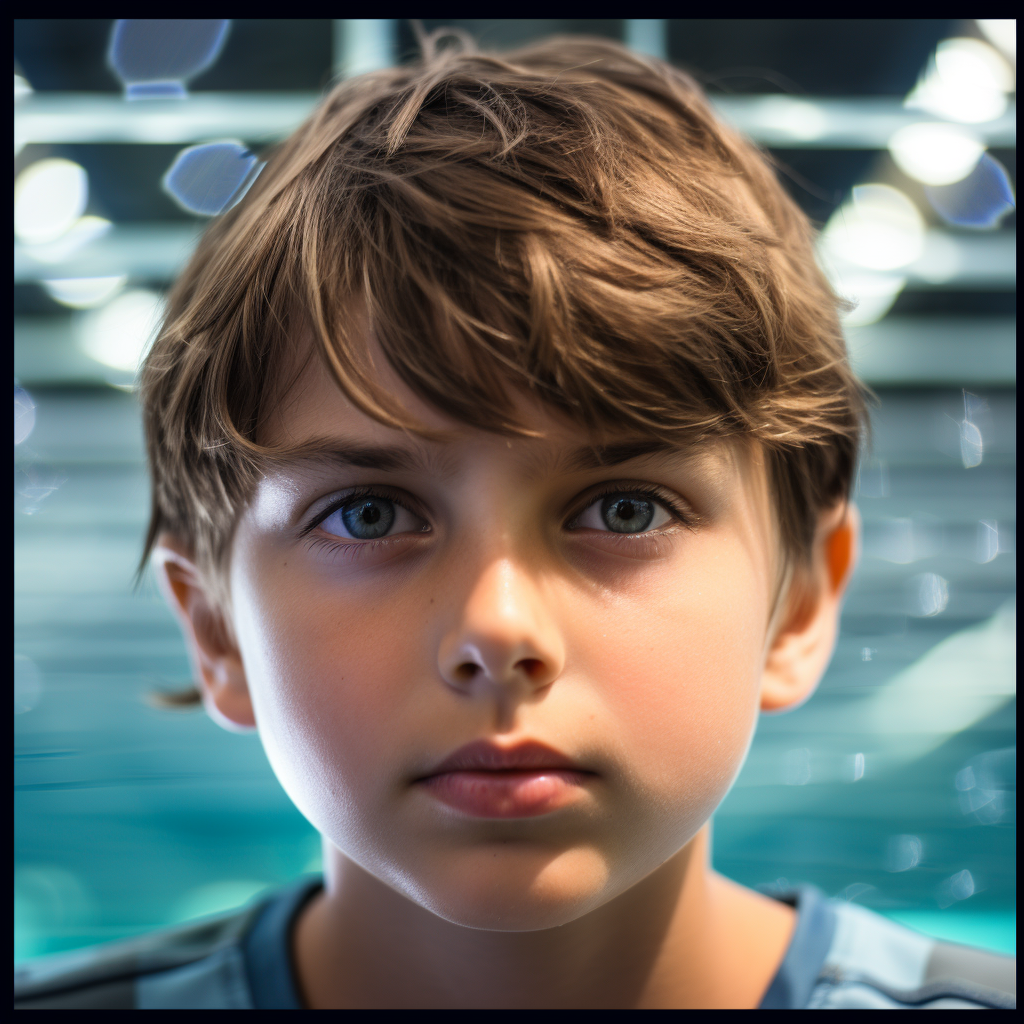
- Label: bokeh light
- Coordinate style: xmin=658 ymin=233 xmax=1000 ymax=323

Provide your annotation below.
xmin=162 ymin=141 xmax=262 ymax=216
xmin=887 ymin=122 xmax=984 ymax=186
xmin=820 ymin=184 xmax=925 ymax=272
xmin=24 ymin=215 xmax=113 ymax=266
xmin=976 ymin=19 xmax=1016 ymax=61
xmin=956 ymin=747 xmax=1015 ymax=825
xmin=108 ymin=19 xmax=231 ymax=99
xmin=975 ymin=520 xmax=1000 ymax=564
xmin=79 ymin=288 xmax=166 ymax=379
xmin=14 ymin=385 xmax=36 ymax=446
xmin=14 ymin=159 xmax=89 ymax=246
xmin=936 ymin=869 xmax=976 ymax=908
xmin=925 ymin=153 xmax=1015 ymax=229
xmin=886 ymin=835 xmax=923 ymax=873
xmin=42 ymin=275 xmax=127 ymax=310
xmin=909 ymin=572 xmax=950 ymax=617
xmin=905 ymin=37 xmax=1014 ymax=124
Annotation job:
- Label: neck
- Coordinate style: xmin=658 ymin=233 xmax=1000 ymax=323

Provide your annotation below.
xmin=292 ymin=825 xmax=794 ymax=1009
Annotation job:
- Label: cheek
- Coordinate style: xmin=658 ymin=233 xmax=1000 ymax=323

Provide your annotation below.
xmin=230 ymin=551 xmax=427 ymax=814
xmin=573 ymin=545 xmax=767 ymax=810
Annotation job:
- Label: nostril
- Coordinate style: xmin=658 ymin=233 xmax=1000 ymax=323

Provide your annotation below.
xmin=516 ymin=658 xmax=544 ymax=680
xmin=453 ymin=662 xmax=479 ymax=684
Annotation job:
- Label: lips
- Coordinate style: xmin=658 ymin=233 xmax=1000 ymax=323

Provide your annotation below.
xmin=416 ymin=740 xmax=594 ymax=818
xmin=422 ymin=739 xmax=586 ymax=777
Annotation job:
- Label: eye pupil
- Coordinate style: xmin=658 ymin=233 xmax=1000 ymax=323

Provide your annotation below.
xmin=601 ymin=494 xmax=655 ymax=533
xmin=341 ymin=497 xmax=394 ymax=539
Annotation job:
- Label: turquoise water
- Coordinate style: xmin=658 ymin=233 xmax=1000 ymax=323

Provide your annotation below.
xmin=882 ymin=911 xmax=1016 ymax=956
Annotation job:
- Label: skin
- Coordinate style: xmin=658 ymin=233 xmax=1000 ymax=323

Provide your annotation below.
xmin=155 ymin=339 xmax=860 ymax=1009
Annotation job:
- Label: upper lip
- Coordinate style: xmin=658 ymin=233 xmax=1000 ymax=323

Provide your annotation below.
xmin=420 ymin=740 xmax=589 ymax=778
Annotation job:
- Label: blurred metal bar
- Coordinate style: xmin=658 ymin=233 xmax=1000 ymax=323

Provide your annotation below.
xmin=14 ymin=224 xmax=1015 ymax=289
xmin=15 ymin=315 xmax=1016 ymax=388
xmin=15 ymin=92 xmax=1016 ymax=148
xmin=15 ymin=224 xmax=204 ymax=283
xmin=624 ymin=20 xmax=667 ymax=61
xmin=846 ymin=317 xmax=1016 ymax=386
xmin=332 ymin=19 xmax=397 ymax=80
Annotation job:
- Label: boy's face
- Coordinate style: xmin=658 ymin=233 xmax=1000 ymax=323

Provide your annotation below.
xmin=174 ymin=343 xmax=851 ymax=931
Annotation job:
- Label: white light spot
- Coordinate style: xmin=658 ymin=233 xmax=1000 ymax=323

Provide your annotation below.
xmin=911 ymin=572 xmax=949 ymax=617
xmin=905 ymin=37 xmax=1013 ymax=124
xmin=960 ymin=419 xmax=983 ymax=468
xmin=23 ymin=215 xmax=112 ymax=266
xmin=848 ymin=752 xmax=866 ymax=781
xmin=976 ymin=20 xmax=1016 ymax=61
xmin=820 ymin=184 xmax=924 ymax=272
xmin=753 ymin=95 xmax=829 ymax=142
xmin=79 ymin=288 xmax=165 ymax=373
xmin=14 ymin=73 xmax=33 ymax=101
xmin=856 ymin=458 xmax=889 ymax=498
xmin=14 ymin=159 xmax=89 ymax=246
xmin=888 ymin=122 xmax=985 ymax=185
xmin=975 ymin=520 xmax=999 ymax=563
xmin=42 ymin=275 xmax=127 ymax=310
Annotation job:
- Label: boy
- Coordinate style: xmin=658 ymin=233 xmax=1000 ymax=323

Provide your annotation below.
xmin=15 ymin=32 xmax=1015 ymax=1009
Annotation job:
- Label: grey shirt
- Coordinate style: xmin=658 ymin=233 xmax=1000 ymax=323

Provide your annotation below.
xmin=14 ymin=878 xmax=1016 ymax=1009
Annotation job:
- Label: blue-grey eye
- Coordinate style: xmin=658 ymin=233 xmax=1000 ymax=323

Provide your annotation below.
xmin=317 ymin=496 xmax=406 ymax=541
xmin=601 ymin=495 xmax=654 ymax=533
xmin=341 ymin=498 xmax=394 ymax=539
xmin=574 ymin=492 xmax=672 ymax=534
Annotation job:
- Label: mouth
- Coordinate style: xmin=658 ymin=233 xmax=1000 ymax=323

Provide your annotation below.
xmin=415 ymin=740 xmax=595 ymax=819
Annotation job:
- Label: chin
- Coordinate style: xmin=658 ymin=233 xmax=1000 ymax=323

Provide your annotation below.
xmin=399 ymin=845 xmax=615 ymax=932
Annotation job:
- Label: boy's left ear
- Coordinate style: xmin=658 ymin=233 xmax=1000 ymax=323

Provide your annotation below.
xmin=152 ymin=534 xmax=257 ymax=733
xmin=760 ymin=502 xmax=860 ymax=713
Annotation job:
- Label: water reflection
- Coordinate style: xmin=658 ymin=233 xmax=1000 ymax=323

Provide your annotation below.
xmin=909 ymin=572 xmax=949 ymax=617
xmin=975 ymin=520 xmax=1000 ymax=564
xmin=886 ymin=834 xmax=923 ymax=873
xmin=936 ymin=869 xmax=976 ymax=909
xmin=956 ymin=747 xmax=1016 ymax=825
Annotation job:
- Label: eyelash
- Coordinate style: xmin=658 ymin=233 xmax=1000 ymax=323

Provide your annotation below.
xmin=565 ymin=482 xmax=697 ymax=533
xmin=301 ymin=480 xmax=697 ymax=556
xmin=301 ymin=485 xmax=427 ymax=539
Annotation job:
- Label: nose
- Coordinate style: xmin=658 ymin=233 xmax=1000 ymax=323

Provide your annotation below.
xmin=437 ymin=555 xmax=564 ymax=699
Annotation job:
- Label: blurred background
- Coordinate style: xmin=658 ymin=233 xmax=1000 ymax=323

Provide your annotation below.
xmin=15 ymin=19 xmax=1015 ymax=962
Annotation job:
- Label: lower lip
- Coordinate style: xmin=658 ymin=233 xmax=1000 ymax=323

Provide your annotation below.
xmin=418 ymin=769 xmax=591 ymax=818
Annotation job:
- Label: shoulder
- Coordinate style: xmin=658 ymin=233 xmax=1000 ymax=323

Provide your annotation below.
xmin=14 ymin=902 xmax=264 ymax=1010
xmin=809 ymin=899 xmax=1016 ymax=1009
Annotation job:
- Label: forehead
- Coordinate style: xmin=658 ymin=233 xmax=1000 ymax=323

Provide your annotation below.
xmin=261 ymin=329 xmax=748 ymax=484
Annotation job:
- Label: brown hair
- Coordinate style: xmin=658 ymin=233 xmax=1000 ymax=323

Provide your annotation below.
xmin=139 ymin=30 xmax=870 ymax=707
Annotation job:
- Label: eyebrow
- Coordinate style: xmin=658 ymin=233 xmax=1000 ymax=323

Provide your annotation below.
xmin=279 ymin=435 xmax=709 ymax=478
xmin=560 ymin=438 xmax=704 ymax=473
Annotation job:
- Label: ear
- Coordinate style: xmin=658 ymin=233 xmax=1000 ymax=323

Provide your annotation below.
xmin=151 ymin=534 xmax=256 ymax=732
xmin=760 ymin=502 xmax=861 ymax=714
